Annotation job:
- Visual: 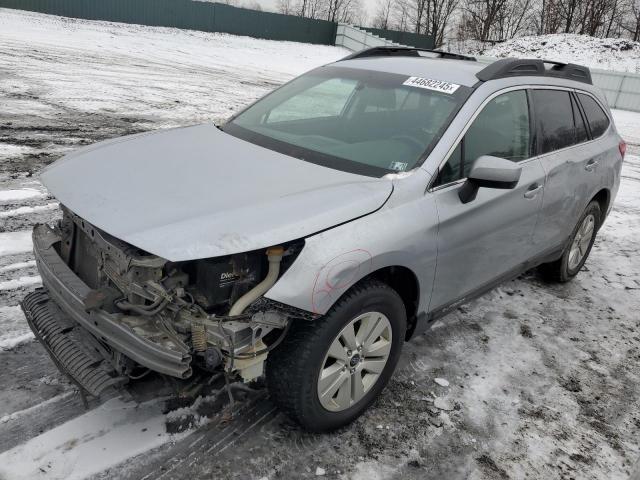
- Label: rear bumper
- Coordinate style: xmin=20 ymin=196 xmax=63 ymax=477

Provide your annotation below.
xmin=26 ymin=224 xmax=192 ymax=379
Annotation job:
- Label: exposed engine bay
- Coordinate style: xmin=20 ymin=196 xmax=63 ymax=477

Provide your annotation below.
xmin=53 ymin=206 xmax=310 ymax=385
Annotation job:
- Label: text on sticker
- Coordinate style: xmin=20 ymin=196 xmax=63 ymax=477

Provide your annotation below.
xmin=403 ymin=77 xmax=460 ymax=94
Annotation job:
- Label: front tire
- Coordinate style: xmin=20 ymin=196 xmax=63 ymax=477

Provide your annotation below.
xmin=539 ymin=201 xmax=601 ymax=282
xmin=266 ymin=280 xmax=406 ymax=432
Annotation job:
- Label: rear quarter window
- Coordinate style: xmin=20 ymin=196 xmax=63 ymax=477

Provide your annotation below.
xmin=571 ymin=94 xmax=589 ymax=144
xmin=577 ymin=93 xmax=610 ymax=138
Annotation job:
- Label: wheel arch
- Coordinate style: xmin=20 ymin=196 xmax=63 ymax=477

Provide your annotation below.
xmin=324 ymin=264 xmax=421 ymax=341
xmin=365 ymin=266 xmax=420 ymax=339
xmin=590 ymin=188 xmax=611 ymax=226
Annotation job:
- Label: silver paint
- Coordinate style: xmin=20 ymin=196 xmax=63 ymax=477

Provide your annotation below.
xmin=40 ymin=63 xmax=623 ymax=327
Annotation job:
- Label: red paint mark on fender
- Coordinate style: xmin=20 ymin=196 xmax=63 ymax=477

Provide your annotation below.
xmin=311 ymin=249 xmax=373 ymax=314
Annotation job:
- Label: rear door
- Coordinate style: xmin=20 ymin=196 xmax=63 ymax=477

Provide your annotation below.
xmin=529 ymin=88 xmax=604 ymax=253
xmin=575 ymin=92 xmax=616 ymax=202
xmin=428 ymin=88 xmax=546 ymax=312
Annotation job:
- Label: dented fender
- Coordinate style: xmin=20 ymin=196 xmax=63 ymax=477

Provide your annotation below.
xmin=265 ymin=170 xmax=439 ymax=317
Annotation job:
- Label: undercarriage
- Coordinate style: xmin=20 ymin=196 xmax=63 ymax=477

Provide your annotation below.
xmin=22 ymin=207 xmax=312 ymax=398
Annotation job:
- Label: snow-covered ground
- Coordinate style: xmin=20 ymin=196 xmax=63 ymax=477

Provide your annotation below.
xmin=452 ymin=34 xmax=640 ymax=74
xmin=485 ymin=34 xmax=640 ymax=73
xmin=0 ymin=7 xmax=347 ymax=168
xmin=1 ymin=7 xmax=639 ymax=480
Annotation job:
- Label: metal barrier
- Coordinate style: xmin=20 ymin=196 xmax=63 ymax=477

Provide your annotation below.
xmin=335 ymin=24 xmax=405 ymax=51
xmin=476 ymin=56 xmax=640 ymax=112
xmin=0 ymin=0 xmax=337 ymax=45
xmin=357 ymin=26 xmax=434 ymax=49
xmin=590 ymin=69 xmax=640 ymax=112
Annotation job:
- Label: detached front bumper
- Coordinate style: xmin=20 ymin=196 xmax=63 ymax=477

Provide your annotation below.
xmin=22 ymin=288 xmax=126 ymax=397
xmin=22 ymin=225 xmax=192 ymax=392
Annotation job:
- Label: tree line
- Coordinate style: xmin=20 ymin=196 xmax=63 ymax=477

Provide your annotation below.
xmin=273 ymin=0 xmax=640 ymax=47
xmin=369 ymin=0 xmax=640 ymax=46
xmin=276 ymin=0 xmax=365 ymax=23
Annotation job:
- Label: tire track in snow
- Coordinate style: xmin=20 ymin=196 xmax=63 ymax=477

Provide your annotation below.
xmin=0 ymin=397 xmax=175 ymax=480
xmin=0 ymin=391 xmax=75 ymax=424
xmin=0 ymin=275 xmax=41 ymax=291
xmin=0 ymin=260 xmax=36 ymax=273
xmin=0 ymin=201 xmax=58 ymax=218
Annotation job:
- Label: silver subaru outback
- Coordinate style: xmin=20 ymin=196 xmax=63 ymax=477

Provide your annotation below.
xmin=22 ymin=47 xmax=625 ymax=432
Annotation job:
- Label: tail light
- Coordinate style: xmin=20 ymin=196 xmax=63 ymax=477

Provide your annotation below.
xmin=619 ymin=140 xmax=627 ymax=159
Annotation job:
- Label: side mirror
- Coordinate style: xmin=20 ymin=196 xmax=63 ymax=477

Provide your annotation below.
xmin=459 ymin=155 xmax=522 ymax=204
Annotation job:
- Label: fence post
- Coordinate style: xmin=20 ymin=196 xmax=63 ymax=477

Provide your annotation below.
xmin=613 ymin=75 xmax=627 ymax=110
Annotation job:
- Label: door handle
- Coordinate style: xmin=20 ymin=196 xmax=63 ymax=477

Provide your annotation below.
xmin=585 ymin=159 xmax=599 ymax=171
xmin=524 ymin=183 xmax=543 ymax=199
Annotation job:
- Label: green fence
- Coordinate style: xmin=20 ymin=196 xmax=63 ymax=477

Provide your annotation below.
xmin=359 ymin=26 xmax=434 ymax=49
xmin=0 ymin=0 xmax=338 ymax=44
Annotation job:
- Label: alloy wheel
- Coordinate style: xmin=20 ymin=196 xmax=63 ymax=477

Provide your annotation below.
xmin=317 ymin=311 xmax=392 ymax=412
xmin=568 ymin=214 xmax=596 ymax=271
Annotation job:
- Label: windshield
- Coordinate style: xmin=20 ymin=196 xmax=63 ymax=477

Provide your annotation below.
xmin=224 ymin=66 xmax=471 ymax=177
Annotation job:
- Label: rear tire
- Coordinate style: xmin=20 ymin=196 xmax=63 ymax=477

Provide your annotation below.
xmin=266 ymin=280 xmax=406 ymax=432
xmin=539 ymin=201 xmax=601 ymax=282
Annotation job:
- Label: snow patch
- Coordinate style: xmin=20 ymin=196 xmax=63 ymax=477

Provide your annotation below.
xmin=0 ymin=260 xmax=37 ymax=273
xmin=484 ymin=34 xmax=640 ymax=73
xmin=0 ymin=202 xmax=59 ymax=218
xmin=0 ymin=188 xmax=44 ymax=202
xmin=434 ymin=377 xmax=450 ymax=387
xmin=0 ymin=275 xmax=42 ymax=291
xmin=0 ymin=331 xmax=34 ymax=350
xmin=348 ymin=461 xmax=397 ymax=480
xmin=0 ymin=397 xmax=175 ymax=480
xmin=0 ymin=230 xmax=33 ymax=257
xmin=0 ymin=392 xmax=75 ymax=424
xmin=0 ymin=305 xmax=34 ymax=350
xmin=0 ymin=144 xmax=36 ymax=157
xmin=612 ymin=109 xmax=640 ymax=146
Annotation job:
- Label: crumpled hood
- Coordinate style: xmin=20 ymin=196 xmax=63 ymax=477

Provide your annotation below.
xmin=41 ymin=124 xmax=392 ymax=261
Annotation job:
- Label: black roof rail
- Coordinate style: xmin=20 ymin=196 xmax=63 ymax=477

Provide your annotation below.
xmin=476 ymin=58 xmax=592 ymax=84
xmin=341 ymin=46 xmax=477 ymax=62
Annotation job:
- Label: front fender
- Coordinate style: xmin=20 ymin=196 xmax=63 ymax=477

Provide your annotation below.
xmin=265 ymin=195 xmax=438 ymax=316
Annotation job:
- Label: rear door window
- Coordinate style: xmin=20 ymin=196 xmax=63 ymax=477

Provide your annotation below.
xmin=577 ymin=93 xmax=610 ymax=138
xmin=532 ymin=89 xmax=576 ymax=154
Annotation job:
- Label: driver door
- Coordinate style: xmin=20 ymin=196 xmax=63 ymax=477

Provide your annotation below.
xmin=429 ymin=89 xmax=546 ymax=312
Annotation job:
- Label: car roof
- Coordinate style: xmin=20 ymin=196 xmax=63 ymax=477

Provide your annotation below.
xmin=331 ymin=49 xmax=594 ymax=90
xmin=332 ymin=57 xmax=485 ymax=88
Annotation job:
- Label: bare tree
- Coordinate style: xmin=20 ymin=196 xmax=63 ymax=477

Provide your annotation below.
xmin=383 ymin=0 xmax=458 ymax=45
xmin=325 ymin=0 xmax=363 ymax=22
xmin=366 ymin=0 xmax=640 ymax=42
xmin=372 ymin=0 xmax=395 ymax=28
xmin=495 ymin=0 xmax=534 ymax=38
xmin=392 ymin=0 xmax=412 ymax=30
xmin=427 ymin=0 xmax=460 ymax=45
xmin=533 ymin=0 xmax=564 ymax=33
xmin=277 ymin=0 xmax=295 ymax=14
xmin=461 ymin=0 xmax=509 ymax=40
xmin=244 ymin=0 xmax=263 ymax=10
xmin=621 ymin=0 xmax=640 ymax=39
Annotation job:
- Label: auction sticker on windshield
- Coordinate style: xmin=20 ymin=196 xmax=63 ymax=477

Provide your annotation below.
xmin=403 ymin=77 xmax=460 ymax=94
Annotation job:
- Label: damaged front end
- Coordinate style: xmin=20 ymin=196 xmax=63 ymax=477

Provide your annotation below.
xmin=22 ymin=207 xmax=311 ymax=398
